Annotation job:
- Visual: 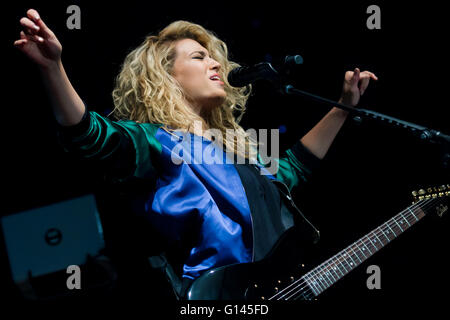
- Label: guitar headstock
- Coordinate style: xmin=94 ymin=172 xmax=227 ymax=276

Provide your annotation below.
xmin=411 ymin=184 xmax=450 ymax=217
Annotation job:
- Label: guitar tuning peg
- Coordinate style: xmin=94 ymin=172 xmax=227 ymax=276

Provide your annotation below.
xmin=418 ymin=189 xmax=426 ymax=195
xmin=412 ymin=190 xmax=418 ymax=197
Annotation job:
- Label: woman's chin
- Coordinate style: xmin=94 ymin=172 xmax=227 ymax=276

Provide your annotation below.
xmin=204 ymin=95 xmax=226 ymax=110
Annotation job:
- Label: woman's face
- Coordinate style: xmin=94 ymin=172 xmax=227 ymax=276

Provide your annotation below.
xmin=172 ymin=38 xmax=226 ymax=114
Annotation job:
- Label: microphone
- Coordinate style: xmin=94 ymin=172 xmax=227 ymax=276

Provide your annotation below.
xmin=227 ymin=55 xmax=303 ymax=87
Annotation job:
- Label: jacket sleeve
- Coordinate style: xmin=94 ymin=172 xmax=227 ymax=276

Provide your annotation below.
xmin=274 ymin=140 xmax=321 ymax=191
xmin=56 ymin=107 xmax=162 ymax=182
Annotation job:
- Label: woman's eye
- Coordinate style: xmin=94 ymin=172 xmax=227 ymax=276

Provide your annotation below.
xmin=193 ymin=56 xmax=204 ymax=60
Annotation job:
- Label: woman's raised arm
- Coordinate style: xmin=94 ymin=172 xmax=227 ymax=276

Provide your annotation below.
xmin=14 ymin=8 xmax=85 ymax=126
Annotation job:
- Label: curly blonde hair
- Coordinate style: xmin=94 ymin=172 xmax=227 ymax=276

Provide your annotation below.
xmin=111 ymin=20 xmax=258 ymax=160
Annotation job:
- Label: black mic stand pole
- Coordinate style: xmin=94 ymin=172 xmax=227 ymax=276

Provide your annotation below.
xmin=280 ymin=83 xmax=450 ymax=168
xmin=281 ymin=84 xmax=450 ymax=145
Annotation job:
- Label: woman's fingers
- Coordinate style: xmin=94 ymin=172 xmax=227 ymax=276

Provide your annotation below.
xmin=27 ymin=9 xmax=54 ymax=38
xmin=368 ymin=71 xmax=378 ymax=81
xmin=14 ymin=31 xmax=29 ymax=46
xmin=17 ymin=10 xmax=49 ymax=48
xmin=14 ymin=30 xmax=41 ymax=48
xmin=14 ymin=38 xmax=27 ymax=46
xmin=19 ymin=9 xmax=54 ymax=41
xmin=21 ymin=30 xmax=43 ymax=43
xmin=359 ymin=77 xmax=370 ymax=95
xmin=20 ymin=17 xmax=40 ymax=34
xmin=361 ymin=70 xmax=378 ymax=81
xmin=359 ymin=71 xmax=378 ymax=95
xmin=14 ymin=34 xmax=30 ymax=47
xmin=349 ymin=68 xmax=360 ymax=85
xmin=26 ymin=8 xmax=40 ymax=21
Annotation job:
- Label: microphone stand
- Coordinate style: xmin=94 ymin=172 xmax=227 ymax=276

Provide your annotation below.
xmin=282 ymin=85 xmax=450 ymax=146
xmin=283 ymin=84 xmax=450 ymax=169
xmin=250 ymin=61 xmax=450 ymax=168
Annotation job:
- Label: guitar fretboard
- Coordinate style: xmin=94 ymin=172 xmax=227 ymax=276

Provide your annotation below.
xmin=302 ymin=198 xmax=432 ymax=297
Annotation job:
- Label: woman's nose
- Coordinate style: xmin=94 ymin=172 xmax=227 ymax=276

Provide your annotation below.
xmin=209 ymin=58 xmax=221 ymax=71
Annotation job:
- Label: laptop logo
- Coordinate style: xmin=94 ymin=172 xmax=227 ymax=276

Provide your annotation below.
xmin=44 ymin=228 xmax=63 ymax=246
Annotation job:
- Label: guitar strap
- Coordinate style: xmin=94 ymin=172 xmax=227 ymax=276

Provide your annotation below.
xmin=273 ymin=179 xmax=321 ymax=245
xmin=148 ymin=252 xmax=183 ymax=300
xmin=148 ymin=252 xmax=195 ymax=300
xmin=235 ymin=163 xmax=320 ymax=261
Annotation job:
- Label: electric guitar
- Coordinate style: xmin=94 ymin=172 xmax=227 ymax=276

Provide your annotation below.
xmin=186 ymin=184 xmax=449 ymax=300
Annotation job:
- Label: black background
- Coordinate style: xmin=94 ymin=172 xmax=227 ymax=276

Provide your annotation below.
xmin=2 ymin=0 xmax=449 ymax=312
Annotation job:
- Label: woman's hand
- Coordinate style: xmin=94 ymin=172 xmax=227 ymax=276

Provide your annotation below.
xmin=14 ymin=9 xmax=85 ymax=126
xmin=14 ymin=9 xmax=62 ymax=70
xmin=339 ymin=68 xmax=378 ymax=107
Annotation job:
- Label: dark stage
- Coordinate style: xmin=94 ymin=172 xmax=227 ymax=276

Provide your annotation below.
xmin=2 ymin=0 xmax=449 ymax=313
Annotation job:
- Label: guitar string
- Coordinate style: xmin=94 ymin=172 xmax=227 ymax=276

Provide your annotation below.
xmin=300 ymin=204 xmax=423 ymax=298
xmin=281 ymin=197 xmax=442 ymax=300
xmin=266 ymin=197 xmax=446 ymax=300
xmin=282 ymin=197 xmax=444 ymax=301
xmin=278 ymin=208 xmax=422 ymax=301
xmin=297 ymin=195 xmax=448 ymax=301
xmin=269 ymin=198 xmax=430 ymax=300
xmin=284 ymin=197 xmax=447 ymax=301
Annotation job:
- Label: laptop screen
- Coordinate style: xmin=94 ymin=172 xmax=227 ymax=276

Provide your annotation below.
xmin=1 ymin=194 xmax=105 ymax=283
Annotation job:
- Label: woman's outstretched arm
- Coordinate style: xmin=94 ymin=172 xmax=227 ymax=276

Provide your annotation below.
xmin=14 ymin=8 xmax=85 ymax=126
xmin=300 ymin=68 xmax=378 ymax=160
xmin=13 ymin=9 xmax=162 ymax=183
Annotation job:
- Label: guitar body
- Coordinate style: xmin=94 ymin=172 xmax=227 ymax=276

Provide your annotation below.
xmin=186 ymin=227 xmax=313 ymax=300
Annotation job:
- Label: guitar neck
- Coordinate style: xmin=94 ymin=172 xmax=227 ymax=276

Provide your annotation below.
xmin=302 ymin=197 xmax=440 ymax=297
